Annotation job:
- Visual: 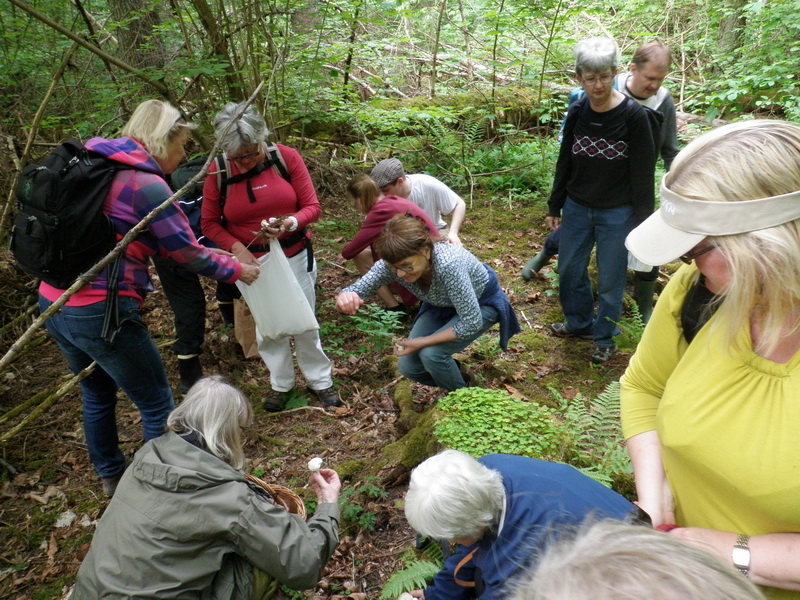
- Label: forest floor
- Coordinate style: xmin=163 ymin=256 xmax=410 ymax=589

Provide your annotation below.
xmin=0 ymin=174 xmax=640 ymax=600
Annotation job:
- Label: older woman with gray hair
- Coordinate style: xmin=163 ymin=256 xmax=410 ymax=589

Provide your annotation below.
xmin=403 ymin=450 xmax=639 ymax=600
xmin=201 ymin=102 xmax=340 ymax=411
xmin=512 ymin=519 xmax=765 ymax=600
xmin=72 ymin=376 xmax=342 ymax=599
xmin=546 ymin=37 xmax=656 ymax=364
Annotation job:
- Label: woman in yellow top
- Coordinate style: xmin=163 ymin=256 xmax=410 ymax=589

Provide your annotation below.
xmin=621 ymin=120 xmax=800 ymax=599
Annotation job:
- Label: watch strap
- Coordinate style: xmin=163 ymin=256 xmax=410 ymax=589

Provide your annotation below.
xmin=732 ymin=534 xmax=751 ymax=577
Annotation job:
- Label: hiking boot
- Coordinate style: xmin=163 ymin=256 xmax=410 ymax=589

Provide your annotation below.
xmin=263 ymin=389 xmax=290 ymax=413
xmin=178 ymin=355 xmax=203 ymax=395
xmin=312 ymin=386 xmax=342 ymax=408
xmin=550 ymin=323 xmax=593 ymax=340
xmin=591 ymin=344 xmax=617 ymax=364
xmin=454 ymin=359 xmax=474 ymax=387
xmin=101 ymin=459 xmax=130 ymax=498
xmin=218 ymin=302 xmax=235 ymax=327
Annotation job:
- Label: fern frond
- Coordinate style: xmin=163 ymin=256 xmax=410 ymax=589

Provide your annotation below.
xmin=380 ymin=560 xmax=442 ymax=600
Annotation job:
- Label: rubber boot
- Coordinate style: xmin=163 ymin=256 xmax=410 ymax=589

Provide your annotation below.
xmin=634 ymin=279 xmax=657 ymax=324
xmin=178 ymin=355 xmax=203 ymax=395
xmin=218 ymin=301 xmax=235 ymax=327
xmin=521 ymin=250 xmax=553 ymax=280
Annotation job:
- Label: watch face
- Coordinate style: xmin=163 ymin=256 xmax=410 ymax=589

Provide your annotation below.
xmin=732 ymin=546 xmax=751 ymax=568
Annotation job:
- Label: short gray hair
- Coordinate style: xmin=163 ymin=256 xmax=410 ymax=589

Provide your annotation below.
xmin=512 ymin=520 xmax=766 ymax=600
xmin=574 ymin=37 xmax=619 ymax=76
xmin=213 ymin=102 xmax=271 ymax=156
xmin=404 ymin=450 xmax=504 ymax=540
xmin=166 ymin=376 xmax=253 ymax=469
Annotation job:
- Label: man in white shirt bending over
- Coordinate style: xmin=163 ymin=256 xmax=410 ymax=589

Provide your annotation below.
xmin=371 ymin=158 xmax=466 ymax=246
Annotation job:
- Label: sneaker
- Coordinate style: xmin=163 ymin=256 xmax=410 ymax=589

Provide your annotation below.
xmin=550 ymin=322 xmax=593 ymax=340
xmin=591 ymin=344 xmax=617 ymax=364
xmin=263 ymin=389 xmax=290 ymax=413
xmin=312 ymin=386 xmax=342 ymax=408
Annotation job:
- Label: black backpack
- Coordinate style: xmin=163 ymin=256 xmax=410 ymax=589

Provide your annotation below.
xmin=168 ymin=154 xmax=208 ymax=243
xmin=11 ymin=140 xmax=141 ymax=288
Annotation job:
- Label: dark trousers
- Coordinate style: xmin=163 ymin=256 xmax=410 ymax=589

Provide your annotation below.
xmin=152 ymin=257 xmax=206 ymax=356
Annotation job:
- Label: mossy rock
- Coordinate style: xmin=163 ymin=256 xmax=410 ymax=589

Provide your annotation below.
xmin=336 ymin=460 xmax=367 ymax=481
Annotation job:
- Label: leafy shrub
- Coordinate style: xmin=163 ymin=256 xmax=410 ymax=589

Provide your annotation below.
xmin=434 ymin=387 xmax=568 ymax=461
xmin=348 ymin=305 xmax=404 ymax=353
xmin=549 ymin=382 xmax=632 ymax=488
xmin=339 ymin=476 xmax=388 ymax=533
xmin=615 ymin=305 xmax=645 ymax=352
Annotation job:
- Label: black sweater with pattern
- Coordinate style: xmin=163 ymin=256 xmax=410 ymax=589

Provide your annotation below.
xmin=548 ymin=96 xmax=656 ymax=224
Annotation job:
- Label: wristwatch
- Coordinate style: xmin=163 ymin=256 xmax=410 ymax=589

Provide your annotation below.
xmin=732 ymin=534 xmax=751 ymax=577
xmin=286 ymin=216 xmax=299 ymax=232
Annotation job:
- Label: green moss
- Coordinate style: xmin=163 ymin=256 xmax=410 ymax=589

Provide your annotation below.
xmin=336 ymin=460 xmax=366 ymax=480
xmin=377 ymin=411 xmax=441 ymax=473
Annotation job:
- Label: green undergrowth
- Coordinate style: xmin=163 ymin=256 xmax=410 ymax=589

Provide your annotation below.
xmin=380 ymin=544 xmax=444 ymax=600
xmin=432 ymin=385 xmax=631 ymax=489
xmin=434 ymin=387 xmax=568 ymax=462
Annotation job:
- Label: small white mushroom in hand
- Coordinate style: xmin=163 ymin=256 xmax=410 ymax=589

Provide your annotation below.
xmin=397 ymin=593 xmax=415 ymax=600
xmin=308 ymin=457 xmax=324 ymax=472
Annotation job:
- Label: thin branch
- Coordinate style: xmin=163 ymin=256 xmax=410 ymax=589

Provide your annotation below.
xmin=0 ymin=83 xmax=265 ymax=374
xmin=6 ymin=0 xmax=170 ymax=95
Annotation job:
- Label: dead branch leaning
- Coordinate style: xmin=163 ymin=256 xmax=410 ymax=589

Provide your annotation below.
xmin=0 ymin=83 xmax=265 ymax=375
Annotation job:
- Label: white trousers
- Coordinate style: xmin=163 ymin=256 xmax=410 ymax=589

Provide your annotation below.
xmin=255 ymin=248 xmax=333 ymax=392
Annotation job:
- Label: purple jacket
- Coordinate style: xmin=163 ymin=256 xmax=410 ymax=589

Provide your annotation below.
xmin=40 ymin=137 xmax=241 ymax=306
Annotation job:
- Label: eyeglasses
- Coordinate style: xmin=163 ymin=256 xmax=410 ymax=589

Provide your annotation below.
xmin=679 ymin=243 xmax=715 ymax=264
xmin=581 ymin=74 xmax=614 ymax=86
xmin=391 ymin=262 xmax=417 ymax=274
xmin=390 ymin=255 xmax=420 ymax=274
xmin=228 ymin=149 xmax=261 ymax=162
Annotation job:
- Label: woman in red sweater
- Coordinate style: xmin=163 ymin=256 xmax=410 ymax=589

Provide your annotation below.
xmin=201 ymin=102 xmax=339 ymax=412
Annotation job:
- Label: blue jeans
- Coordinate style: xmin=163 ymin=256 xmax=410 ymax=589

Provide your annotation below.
xmin=557 ymin=197 xmax=635 ymax=347
xmin=39 ymin=296 xmax=174 ymax=478
xmin=398 ymin=305 xmax=499 ymax=391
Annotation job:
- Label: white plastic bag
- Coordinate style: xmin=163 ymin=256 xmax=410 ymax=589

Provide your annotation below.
xmin=236 ymin=238 xmax=318 ymax=341
xmin=627 ymin=251 xmax=654 ymax=273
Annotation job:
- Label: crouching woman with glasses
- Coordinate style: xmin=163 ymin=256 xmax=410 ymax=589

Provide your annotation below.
xmin=336 ymin=215 xmax=520 ymax=391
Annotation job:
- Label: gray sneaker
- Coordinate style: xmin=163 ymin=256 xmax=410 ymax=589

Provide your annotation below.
xmin=550 ymin=322 xmax=593 ymax=340
xmin=591 ymin=344 xmax=617 ymax=364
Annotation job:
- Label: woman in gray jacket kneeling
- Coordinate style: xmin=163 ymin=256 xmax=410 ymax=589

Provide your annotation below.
xmin=73 ymin=376 xmax=341 ymax=600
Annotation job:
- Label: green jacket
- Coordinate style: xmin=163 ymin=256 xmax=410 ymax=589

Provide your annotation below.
xmin=73 ymin=432 xmax=340 ymax=599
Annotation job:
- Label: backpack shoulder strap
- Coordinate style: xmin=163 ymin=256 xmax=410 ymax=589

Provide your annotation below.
xmin=214 ymin=154 xmax=230 ymax=203
xmin=264 ymin=142 xmax=291 ymax=183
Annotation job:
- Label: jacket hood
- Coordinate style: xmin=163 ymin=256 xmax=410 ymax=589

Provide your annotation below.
xmin=131 ymin=431 xmax=245 ymax=493
xmin=85 ymin=136 xmax=164 ymax=175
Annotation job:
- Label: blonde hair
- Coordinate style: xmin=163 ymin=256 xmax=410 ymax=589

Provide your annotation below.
xmin=665 ymin=119 xmax=800 ymax=355
xmin=121 ymin=99 xmax=196 ymax=160
xmin=512 ymin=520 xmax=765 ymax=600
xmin=166 ymin=376 xmax=253 ymax=469
xmin=346 ymin=174 xmax=381 ymax=214
xmin=405 ymin=450 xmax=504 ymax=540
